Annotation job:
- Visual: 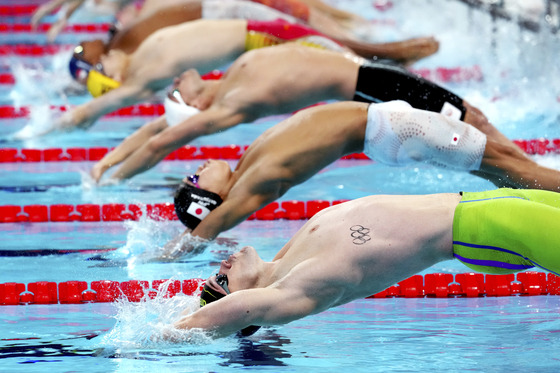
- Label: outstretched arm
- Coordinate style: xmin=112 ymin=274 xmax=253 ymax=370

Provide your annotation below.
xmin=31 ymin=0 xmax=134 ymax=42
xmin=173 ymin=287 xmax=317 ymax=339
xmin=156 ymin=190 xmax=272 ymax=260
xmin=91 ymin=115 xmax=169 ymax=183
xmin=31 ymin=0 xmax=85 ymax=42
xmin=108 ymin=107 xmax=246 ymax=182
xmin=52 ymin=81 xmax=154 ymax=134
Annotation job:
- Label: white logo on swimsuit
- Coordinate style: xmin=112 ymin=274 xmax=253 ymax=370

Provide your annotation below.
xmin=441 ymin=102 xmax=462 ymax=120
xmin=187 ymin=202 xmax=211 ymax=219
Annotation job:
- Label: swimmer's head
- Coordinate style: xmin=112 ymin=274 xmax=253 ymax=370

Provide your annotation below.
xmin=68 ymin=40 xmax=106 ymax=83
xmin=164 ymin=89 xmax=200 ymax=127
xmin=174 ymin=180 xmax=223 ymax=230
xmin=86 ymin=68 xmax=121 ymax=97
xmin=200 ymin=273 xmax=261 ymax=336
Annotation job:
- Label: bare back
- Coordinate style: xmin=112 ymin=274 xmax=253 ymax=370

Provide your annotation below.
xmin=215 ymin=45 xmax=362 ymax=120
xmin=272 ymin=193 xmax=461 ymax=311
xmin=126 ymin=19 xmax=248 ymax=92
xmin=231 ymin=101 xmax=369 ymax=200
xmin=108 ymin=1 xmax=203 ymax=54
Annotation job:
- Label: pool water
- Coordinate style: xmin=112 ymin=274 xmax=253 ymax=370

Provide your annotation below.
xmin=1 ymin=0 xmax=560 ymax=372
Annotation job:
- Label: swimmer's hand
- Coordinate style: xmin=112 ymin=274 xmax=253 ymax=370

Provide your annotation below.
xmin=91 ymin=161 xmax=112 ymax=184
xmin=150 ymin=233 xmax=210 ymax=262
xmin=55 ymin=107 xmax=96 ymax=132
xmin=214 ymin=237 xmax=238 ymax=248
xmin=31 ymin=0 xmax=86 ymax=43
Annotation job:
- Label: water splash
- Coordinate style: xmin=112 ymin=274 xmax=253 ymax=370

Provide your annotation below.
xmin=97 ymin=281 xmax=213 ymax=350
xmin=10 ymin=104 xmax=57 ymax=141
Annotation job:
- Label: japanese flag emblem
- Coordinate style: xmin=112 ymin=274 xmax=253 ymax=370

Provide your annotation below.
xmin=451 ymin=133 xmax=460 ymax=146
xmin=187 ymin=201 xmax=211 ymax=219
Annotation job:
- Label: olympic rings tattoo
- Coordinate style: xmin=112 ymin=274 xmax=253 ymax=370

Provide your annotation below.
xmin=349 ymin=225 xmax=371 ymax=245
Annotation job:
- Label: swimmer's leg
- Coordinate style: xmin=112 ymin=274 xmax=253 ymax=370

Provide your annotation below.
xmin=475 ymin=139 xmax=560 ymax=191
xmin=453 ymin=188 xmax=560 ymax=275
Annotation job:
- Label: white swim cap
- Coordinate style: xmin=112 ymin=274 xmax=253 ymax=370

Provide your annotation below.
xmin=164 ymin=89 xmax=200 ymax=127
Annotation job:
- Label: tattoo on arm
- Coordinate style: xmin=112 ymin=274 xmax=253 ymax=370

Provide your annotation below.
xmin=349 ymin=225 xmax=371 ymax=245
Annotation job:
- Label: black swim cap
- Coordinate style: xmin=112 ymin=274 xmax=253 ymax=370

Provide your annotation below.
xmin=174 ymin=183 xmax=223 ymax=229
xmin=200 ymin=274 xmax=261 ymax=337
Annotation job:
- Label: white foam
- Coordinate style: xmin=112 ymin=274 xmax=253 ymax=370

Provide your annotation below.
xmin=97 ymin=281 xmax=214 ymax=350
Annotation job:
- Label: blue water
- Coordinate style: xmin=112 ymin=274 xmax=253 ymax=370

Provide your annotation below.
xmin=1 ymin=0 xmax=560 ymax=371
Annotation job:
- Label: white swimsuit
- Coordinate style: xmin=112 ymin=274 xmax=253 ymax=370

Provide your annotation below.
xmin=363 ymin=101 xmax=487 ymax=171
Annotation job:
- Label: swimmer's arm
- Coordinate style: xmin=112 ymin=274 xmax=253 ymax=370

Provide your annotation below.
xmin=91 ymin=115 xmax=168 ymax=183
xmin=174 ymin=288 xmax=316 ymax=339
xmin=55 ymin=83 xmax=153 ymax=132
xmin=191 ymin=191 xmax=273 ymax=241
xmin=31 ymin=0 xmax=85 ymax=42
xmin=108 ymin=108 xmax=246 ymax=181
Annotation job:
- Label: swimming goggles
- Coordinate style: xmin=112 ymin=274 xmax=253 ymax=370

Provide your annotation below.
xmin=214 ymin=274 xmax=231 ymax=295
xmin=187 ymin=174 xmax=200 ymax=188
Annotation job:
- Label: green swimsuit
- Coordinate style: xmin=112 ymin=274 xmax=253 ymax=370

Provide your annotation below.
xmin=452 ymin=188 xmax=560 ymax=275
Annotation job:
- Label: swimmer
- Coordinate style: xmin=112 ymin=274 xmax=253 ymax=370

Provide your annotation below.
xmin=31 ymin=0 xmax=134 ymax=43
xmin=21 ymin=18 xmax=436 ymax=140
xmin=91 ymin=43 xmax=515 ymax=183
xmin=31 ymin=0 xmax=385 ymax=44
xmin=158 ymin=101 xmax=560 ymax=257
xmin=169 ymin=188 xmax=560 ymax=338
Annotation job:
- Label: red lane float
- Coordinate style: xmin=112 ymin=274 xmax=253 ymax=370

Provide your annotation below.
xmin=0 ymin=137 xmax=558 ymax=164
xmin=0 ymin=44 xmax=70 ymax=56
xmin=0 ymin=199 xmax=347 ymax=223
xmin=0 ymin=278 xmax=205 ymax=305
xmin=0 ymin=5 xmax=39 ymax=16
xmin=0 ymin=145 xmax=372 ymax=162
xmin=0 ymin=272 xmax=557 ymax=305
xmin=0 ymin=65 xmax=479 ymax=85
xmin=0 ymin=23 xmax=111 ymax=33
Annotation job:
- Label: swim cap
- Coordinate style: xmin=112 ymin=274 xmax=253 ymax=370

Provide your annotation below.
xmin=200 ymin=274 xmax=261 ymax=337
xmin=86 ymin=70 xmax=121 ymax=97
xmin=174 ymin=183 xmax=223 ymax=229
xmin=68 ymin=44 xmax=94 ymax=82
xmin=69 ymin=55 xmax=94 ymax=82
xmin=163 ymin=93 xmax=200 ymax=127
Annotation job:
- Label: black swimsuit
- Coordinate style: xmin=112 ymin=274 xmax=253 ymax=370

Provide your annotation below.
xmin=353 ymin=60 xmax=467 ymax=120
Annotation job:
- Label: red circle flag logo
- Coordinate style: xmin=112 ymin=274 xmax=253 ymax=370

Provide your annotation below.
xmin=187 ymin=202 xmax=211 ymax=219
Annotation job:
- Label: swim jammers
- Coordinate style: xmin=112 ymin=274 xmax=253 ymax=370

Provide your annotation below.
xmin=245 ymin=19 xmax=346 ymax=52
xmin=453 ymin=188 xmax=560 ymax=275
xmin=353 ymin=60 xmax=467 ymax=120
xmin=363 ymin=100 xmax=486 ymax=170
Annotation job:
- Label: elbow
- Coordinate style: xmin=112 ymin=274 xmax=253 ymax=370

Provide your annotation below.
xmin=147 ymin=133 xmax=179 ymax=159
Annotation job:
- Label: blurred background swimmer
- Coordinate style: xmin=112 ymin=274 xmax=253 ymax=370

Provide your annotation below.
xmin=31 ymin=0 xmax=387 ymax=44
xmin=12 ymin=18 xmax=438 ymax=140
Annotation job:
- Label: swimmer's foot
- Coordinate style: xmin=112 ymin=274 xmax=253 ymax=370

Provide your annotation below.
xmin=386 ymin=36 xmax=440 ymax=66
xmin=342 ymin=36 xmax=439 ymax=66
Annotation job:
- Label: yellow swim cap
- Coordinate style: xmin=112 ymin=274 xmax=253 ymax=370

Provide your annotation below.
xmin=86 ymin=70 xmax=121 ymax=97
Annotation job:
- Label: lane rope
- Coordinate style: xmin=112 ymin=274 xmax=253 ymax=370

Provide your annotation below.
xmin=0 ymin=137 xmax=558 ymax=165
xmin=0 ymin=63 xmax=483 ymax=83
xmin=0 ymin=22 xmax=110 ymax=33
xmin=0 ymin=271 xmax=558 ymax=305
xmin=0 ymin=199 xmax=347 ymax=223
